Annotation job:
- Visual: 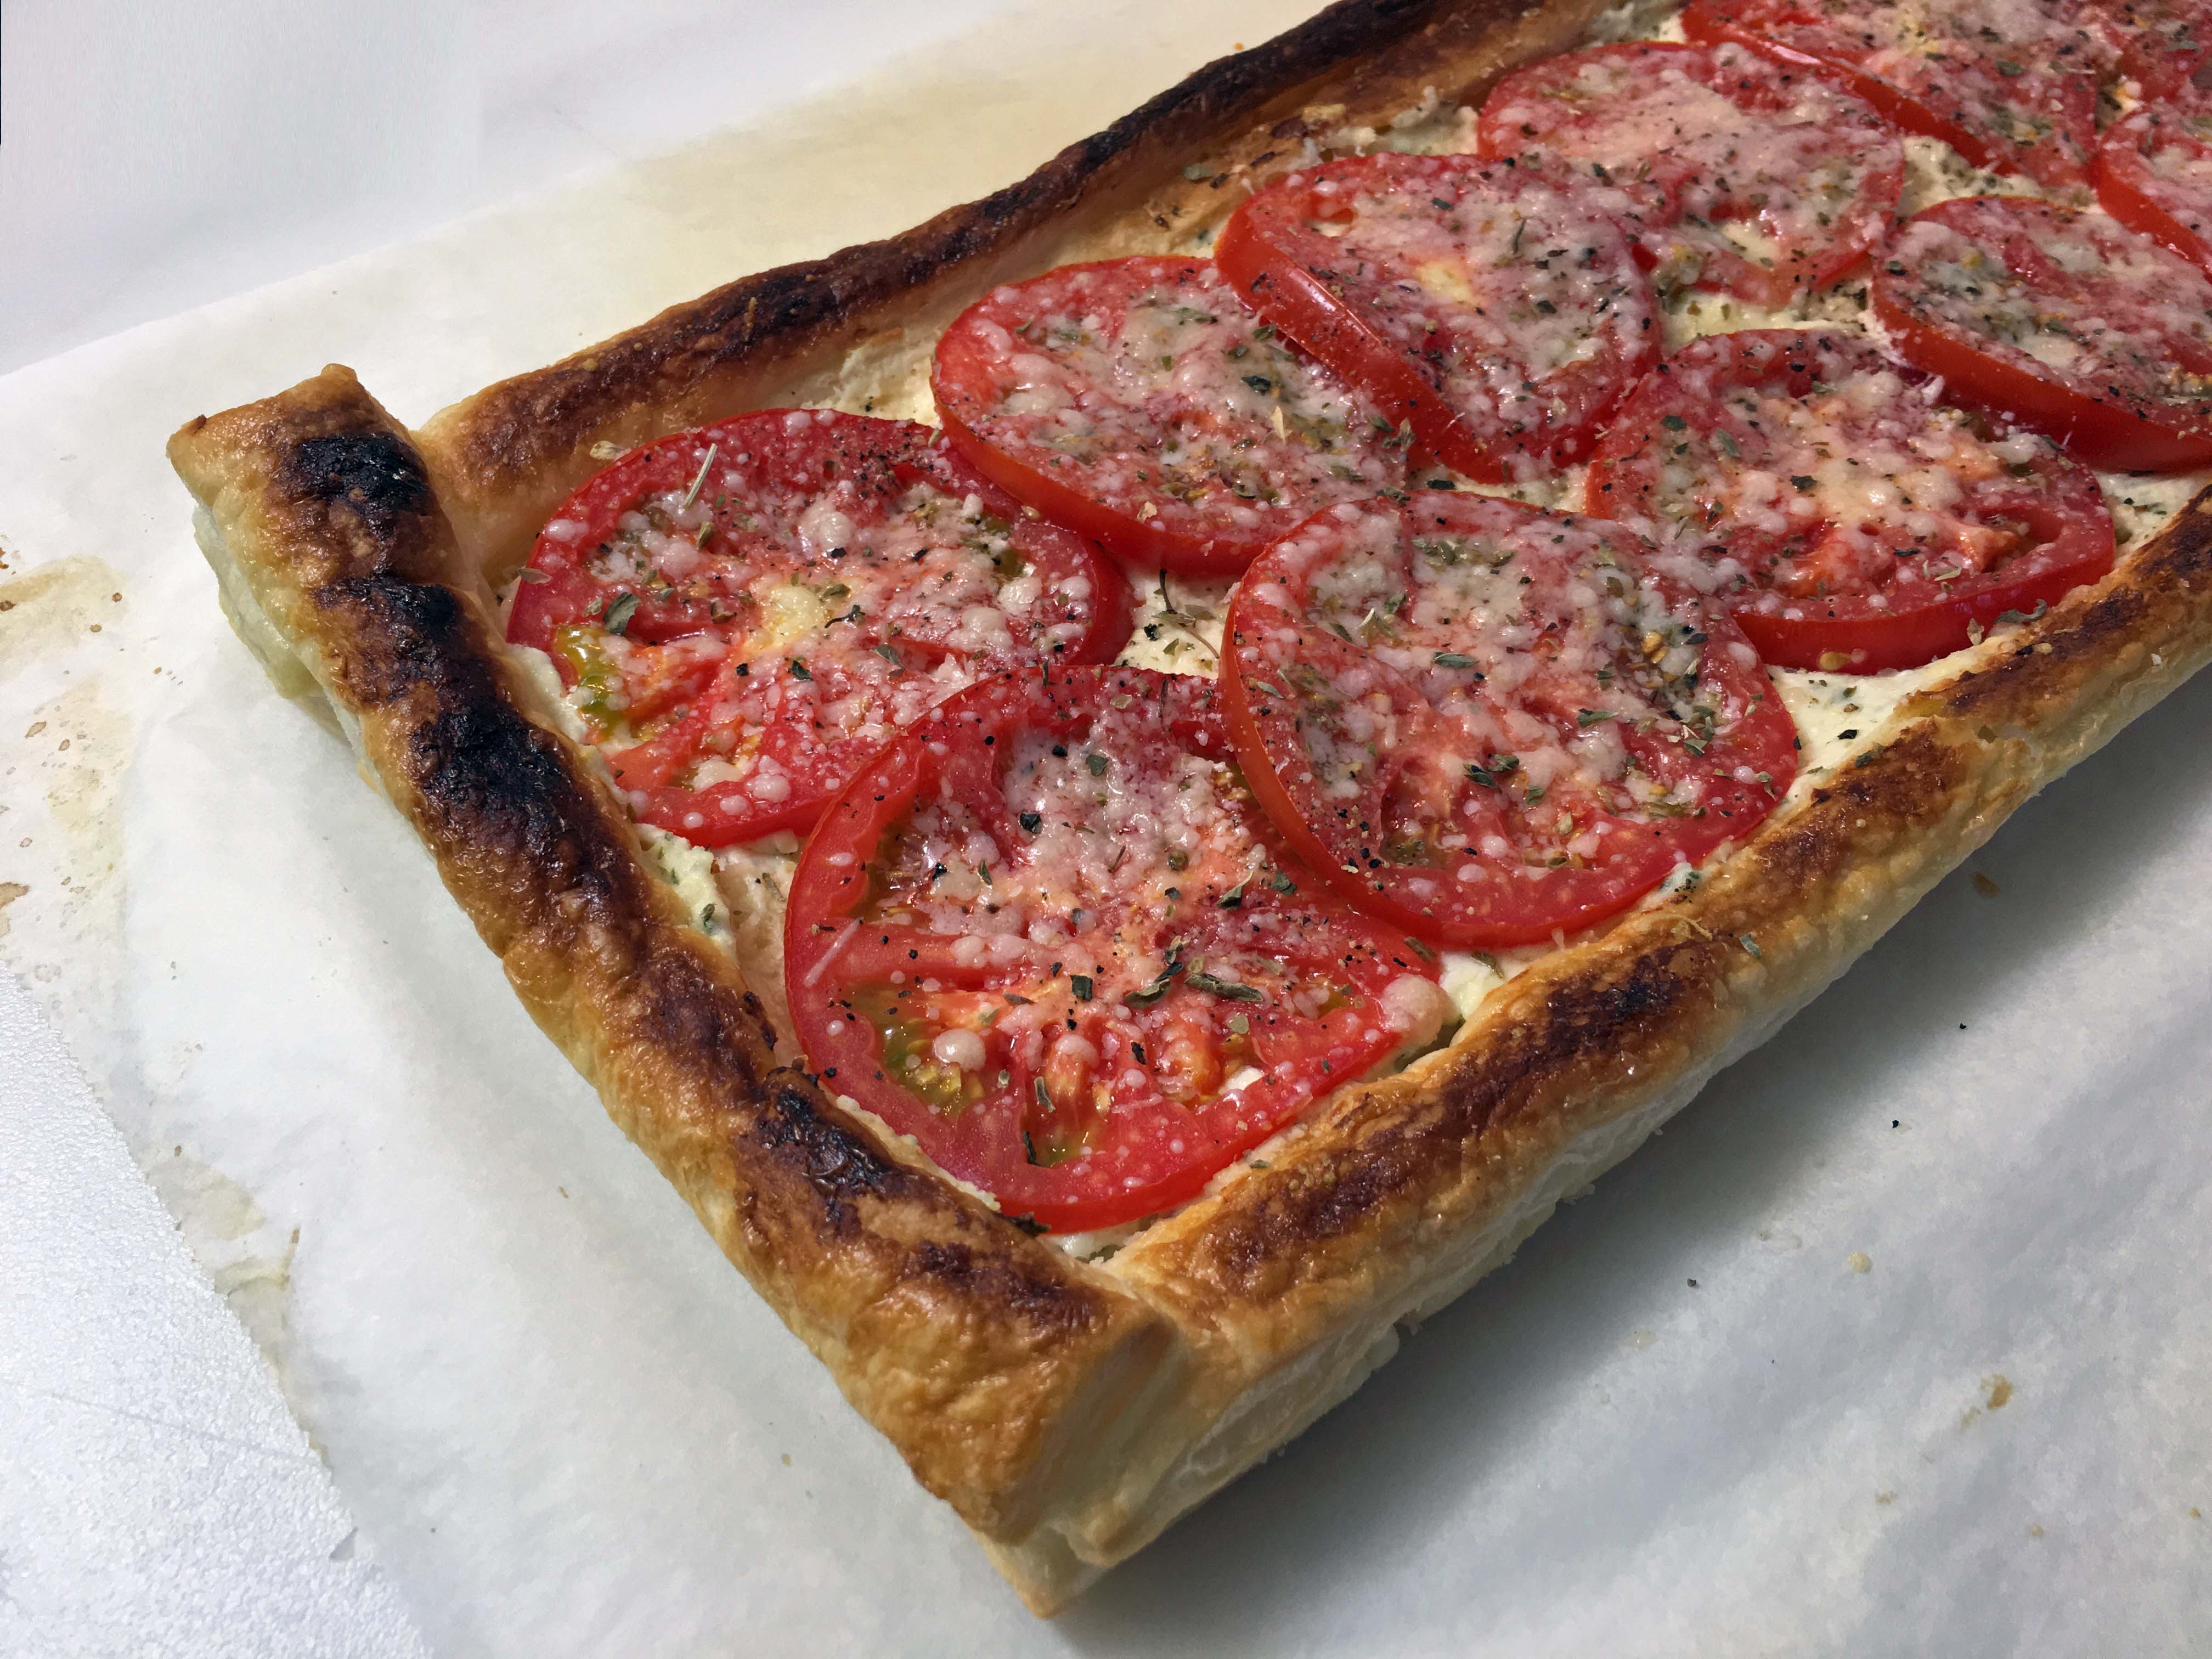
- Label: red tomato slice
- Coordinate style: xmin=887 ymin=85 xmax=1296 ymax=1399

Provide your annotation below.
xmin=1681 ymin=0 xmax=2100 ymax=189
xmin=1476 ymin=41 xmax=1903 ymax=307
xmin=1870 ymin=196 xmax=2212 ymax=470
xmin=1585 ymin=329 xmax=2114 ymax=672
xmin=783 ymin=665 xmax=1448 ymax=1234
xmin=930 ymin=257 xmax=1407 ymax=577
xmin=507 ymin=410 xmax=1131 ymax=847
xmin=2096 ymin=86 xmax=2212 ymax=278
xmin=1214 ymin=154 xmax=1658 ymax=482
xmin=2083 ymin=0 xmax=2212 ymax=98
xmin=1218 ymin=495 xmax=1797 ymax=949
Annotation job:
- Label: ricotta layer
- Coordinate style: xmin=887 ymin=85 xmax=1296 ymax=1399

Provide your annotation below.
xmin=499 ymin=23 xmax=2210 ymax=1250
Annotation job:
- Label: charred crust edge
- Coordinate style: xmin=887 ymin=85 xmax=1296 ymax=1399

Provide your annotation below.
xmin=1935 ymin=492 xmax=2212 ymax=723
xmin=436 ymin=0 xmax=1462 ymax=488
xmin=165 ymin=0 xmax=2212 ymax=1589
xmin=1177 ymin=721 xmax=1977 ymax=1295
xmin=282 ymin=430 xmax=436 ymax=536
xmin=303 ymin=419 xmax=1114 ymax=1331
xmin=174 ymin=376 xmax=1143 ymax=1531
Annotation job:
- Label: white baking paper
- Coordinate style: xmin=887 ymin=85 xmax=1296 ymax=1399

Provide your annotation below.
xmin=2 ymin=2 xmax=2208 ymax=1651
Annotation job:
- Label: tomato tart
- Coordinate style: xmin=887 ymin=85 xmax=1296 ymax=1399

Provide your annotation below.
xmin=168 ymin=0 xmax=2212 ymax=1618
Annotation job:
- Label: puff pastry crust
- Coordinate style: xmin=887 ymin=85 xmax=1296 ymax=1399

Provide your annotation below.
xmin=167 ymin=0 xmax=2212 ymax=1613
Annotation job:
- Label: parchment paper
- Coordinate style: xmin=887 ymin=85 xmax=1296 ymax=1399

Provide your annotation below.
xmin=2 ymin=3 xmax=2207 ymax=1652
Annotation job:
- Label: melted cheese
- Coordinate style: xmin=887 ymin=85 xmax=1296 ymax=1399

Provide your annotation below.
xmin=753 ymin=580 xmax=834 ymax=652
xmin=2132 ymin=101 xmax=2212 ymax=234
xmin=532 ymin=413 xmax=1120 ymax=845
xmin=2107 ymin=469 xmax=2209 ymax=549
xmin=641 ymin=826 xmax=727 ymax=940
xmin=1883 ymin=200 xmax=2212 ymax=414
xmin=1899 ymin=133 xmax=2052 ymax=215
xmin=1610 ymin=330 xmax=2084 ymax=627
xmin=1697 ymin=0 xmax=2111 ymax=187
xmin=509 ymin=642 xmax=595 ymax=745
xmin=712 ymin=839 xmax=798 ymax=1043
xmin=1117 ymin=569 xmax=1233 ymax=676
xmin=498 ymin=5 xmax=2212 ymax=1253
xmin=1241 ymin=500 xmax=1732 ymax=828
xmin=1483 ymin=40 xmax=1899 ymax=301
xmin=1273 ymin=156 xmax=1656 ymax=475
xmin=1772 ymin=657 xmax=1949 ymax=796
xmin=942 ymin=260 xmax=1403 ymax=548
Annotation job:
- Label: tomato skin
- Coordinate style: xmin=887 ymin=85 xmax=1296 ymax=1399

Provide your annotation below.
xmin=1680 ymin=0 xmax=2098 ymax=189
xmin=930 ymin=257 xmax=1404 ymax=577
xmin=2096 ymin=92 xmax=2212 ymax=280
xmin=1218 ymin=495 xmax=1798 ymax=949
xmin=1475 ymin=41 xmax=1903 ymax=308
xmin=1870 ymin=196 xmax=2212 ymax=472
xmin=1729 ymin=514 xmax=2105 ymax=670
xmin=1215 ymin=153 xmax=1658 ymax=482
xmin=784 ymin=665 xmax=1443 ymax=1234
xmin=1216 ymin=636 xmax=1425 ymax=939
xmin=1587 ymin=329 xmax=2114 ymax=672
xmin=2097 ymin=139 xmax=2212 ymax=277
xmin=935 ymin=395 xmax=1199 ymax=570
xmin=1213 ymin=215 xmax=1446 ymax=469
xmin=2087 ymin=0 xmax=2212 ymax=99
xmin=1871 ymin=294 xmax=2212 ymax=472
xmin=507 ymin=409 xmax=1131 ymax=847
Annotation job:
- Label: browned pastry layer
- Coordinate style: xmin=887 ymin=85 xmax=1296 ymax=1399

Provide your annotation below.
xmin=415 ymin=0 xmax=1621 ymax=584
xmin=167 ymin=0 xmax=2212 ymax=1616
xmin=168 ymin=369 xmax=1175 ymax=1543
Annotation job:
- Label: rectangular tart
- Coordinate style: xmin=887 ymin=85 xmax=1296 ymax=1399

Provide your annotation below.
xmin=166 ymin=0 xmax=2212 ymax=1612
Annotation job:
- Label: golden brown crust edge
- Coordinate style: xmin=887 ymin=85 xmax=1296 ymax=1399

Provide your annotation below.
xmin=1136 ymin=509 xmax=2212 ymax=1356
xmin=161 ymin=0 xmax=2212 ymax=1619
xmin=975 ymin=492 xmax=2212 ymax=1601
xmin=414 ymin=0 xmax=1619 ymax=580
xmin=165 ymin=1 xmax=1650 ymax=1612
xmin=164 ymin=368 xmax=1177 ymax=1544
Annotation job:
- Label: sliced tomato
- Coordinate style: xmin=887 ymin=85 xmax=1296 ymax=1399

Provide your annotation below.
xmin=2097 ymin=85 xmax=2212 ymax=278
xmin=1476 ymin=41 xmax=1903 ymax=306
xmin=1585 ymin=330 xmax=2114 ymax=672
xmin=1218 ymin=495 xmax=1797 ymax=948
xmin=1681 ymin=0 xmax=2100 ymax=189
xmin=1871 ymin=196 xmax=2212 ymax=470
xmin=1214 ymin=153 xmax=1658 ymax=482
xmin=784 ymin=665 xmax=1448 ymax=1234
xmin=929 ymin=257 xmax=1406 ymax=576
xmin=507 ymin=410 xmax=1131 ymax=847
xmin=2084 ymin=0 xmax=2212 ymax=98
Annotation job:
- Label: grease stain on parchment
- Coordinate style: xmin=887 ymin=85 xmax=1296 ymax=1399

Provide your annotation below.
xmin=0 ymin=881 xmax=25 ymax=940
xmin=3 ymin=681 xmax=130 ymax=996
xmin=0 ymin=556 xmax=122 ymax=686
xmin=43 ymin=681 xmax=128 ymax=845
xmin=1959 ymin=1375 xmax=2015 ymax=1431
xmin=145 ymin=1143 xmax=317 ymax=1451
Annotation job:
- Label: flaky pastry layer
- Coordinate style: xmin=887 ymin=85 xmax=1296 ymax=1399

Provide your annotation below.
xmin=167 ymin=0 xmax=2212 ymax=1614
